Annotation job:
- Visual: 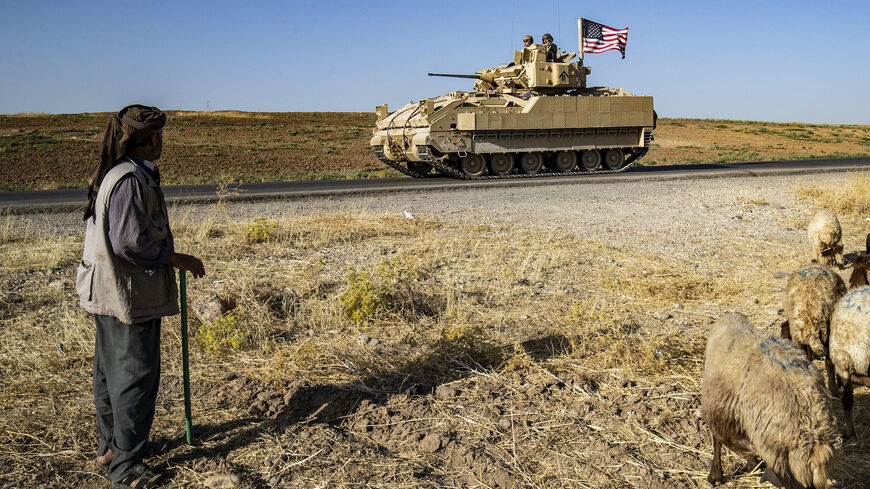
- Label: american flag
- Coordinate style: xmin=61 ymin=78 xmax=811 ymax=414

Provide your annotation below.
xmin=582 ymin=19 xmax=628 ymax=58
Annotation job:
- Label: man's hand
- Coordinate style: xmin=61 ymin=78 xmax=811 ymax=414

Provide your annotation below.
xmin=167 ymin=252 xmax=206 ymax=278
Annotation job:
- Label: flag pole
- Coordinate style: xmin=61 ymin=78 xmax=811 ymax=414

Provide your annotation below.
xmin=180 ymin=270 xmax=193 ymax=445
xmin=577 ymin=17 xmax=584 ymax=63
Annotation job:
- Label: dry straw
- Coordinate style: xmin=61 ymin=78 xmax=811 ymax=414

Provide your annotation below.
xmin=796 ymin=172 xmax=870 ymax=216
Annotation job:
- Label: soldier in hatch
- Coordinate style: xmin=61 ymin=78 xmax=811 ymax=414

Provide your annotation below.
xmin=522 ymin=34 xmax=533 ymax=47
xmin=542 ymin=33 xmax=558 ymax=61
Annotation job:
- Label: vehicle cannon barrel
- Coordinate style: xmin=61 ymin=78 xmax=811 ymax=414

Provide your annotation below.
xmin=428 ymin=72 xmax=498 ymax=84
xmin=428 ymin=73 xmax=481 ymax=79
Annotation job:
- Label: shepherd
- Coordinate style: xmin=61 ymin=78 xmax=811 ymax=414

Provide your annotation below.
xmin=76 ymin=104 xmax=205 ymax=489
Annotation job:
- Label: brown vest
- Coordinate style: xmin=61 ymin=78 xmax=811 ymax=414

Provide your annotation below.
xmin=76 ymin=158 xmax=179 ymax=323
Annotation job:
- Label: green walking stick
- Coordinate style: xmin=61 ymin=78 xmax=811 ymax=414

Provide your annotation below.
xmin=180 ymin=270 xmax=193 ymax=445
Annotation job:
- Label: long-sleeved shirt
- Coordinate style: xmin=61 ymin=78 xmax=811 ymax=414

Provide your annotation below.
xmin=107 ymin=157 xmax=170 ymax=271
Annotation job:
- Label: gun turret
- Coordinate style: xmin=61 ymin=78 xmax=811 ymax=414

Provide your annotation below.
xmin=428 ymin=45 xmax=586 ymax=94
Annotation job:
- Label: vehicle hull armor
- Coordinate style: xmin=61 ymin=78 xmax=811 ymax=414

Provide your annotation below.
xmin=371 ymin=89 xmax=654 ymax=179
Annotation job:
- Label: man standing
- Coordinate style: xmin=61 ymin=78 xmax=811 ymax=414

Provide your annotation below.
xmin=77 ymin=104 xmax=205 ymax=489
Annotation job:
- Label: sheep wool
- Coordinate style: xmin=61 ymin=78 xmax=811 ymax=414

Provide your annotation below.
xmin=830 ymin=286 xmax=870 ymax=378
xmin=703 ymin=312 xmax=839 ymax=488
xmin=807 ymin=210 xmax=844 ymax=268
xmin=828 ymin=286 xmax=870 ymax=437
xmin=784 ymin=263 xmax=846 ymax=358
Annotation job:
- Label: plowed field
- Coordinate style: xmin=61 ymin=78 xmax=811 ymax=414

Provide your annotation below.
xmin=1 ymin=111 xmax=867 ymax=190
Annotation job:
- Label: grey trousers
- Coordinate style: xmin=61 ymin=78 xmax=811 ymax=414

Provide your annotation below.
xmin=93 ymin=314 xmax=161 ymax=482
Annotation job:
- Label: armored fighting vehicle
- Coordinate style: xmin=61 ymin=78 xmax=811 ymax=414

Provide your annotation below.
xmin=370 ymin=26 xmax=655 ymax=179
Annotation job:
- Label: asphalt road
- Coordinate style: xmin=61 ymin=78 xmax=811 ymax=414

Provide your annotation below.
xmin=2 ymin=157 xmax=869 ymax=213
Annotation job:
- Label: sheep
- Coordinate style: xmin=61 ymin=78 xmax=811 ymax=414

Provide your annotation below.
xmin=847 ymin=233 xmax=870 ymax=289
xmin=703 ymin=312 xmax=840 ymax=489
xmin=807 ymin=211 xmax=844 ymax=269
xmin=827 ymin=285 xmax=870 ymax=439
xmin=849 ymin=254 xmax=870 ymax=289
xmin=781 ymin=263 xmax=847 ymax=392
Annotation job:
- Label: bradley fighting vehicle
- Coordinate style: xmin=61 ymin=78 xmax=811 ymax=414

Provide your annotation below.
xmin=370 ymin=22 xmax=655 ymax=179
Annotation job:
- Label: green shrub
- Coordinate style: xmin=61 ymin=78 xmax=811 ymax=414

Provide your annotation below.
xmin=340 ymin=268 xmax=379 ymax=323
xmin=246 ymin=217 xmax=276 ymax=243
xmin=198 ymin=311 xmax=250 ymax=354
xmin=339 ymin=255 xmax=419 ymax=323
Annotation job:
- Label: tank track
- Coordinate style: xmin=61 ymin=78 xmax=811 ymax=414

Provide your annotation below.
xmin=373 ymin=147 xmax=433 ymax=178
xmin=375 ymin=146 xmax=649 ymax=180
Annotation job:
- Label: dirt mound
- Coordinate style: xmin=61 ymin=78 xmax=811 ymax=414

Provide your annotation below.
xmin=188 ymin=369 xmax=705 ymax=488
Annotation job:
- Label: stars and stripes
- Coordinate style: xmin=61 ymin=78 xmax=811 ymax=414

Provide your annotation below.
xmin=582 ymin=19 xmax=628 ymax=59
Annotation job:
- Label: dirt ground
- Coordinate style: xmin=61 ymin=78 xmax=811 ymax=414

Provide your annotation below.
xmin=0 ymin=112 xmax=381 ymax=191
xmin=1 ymin=171 xmax=870 ymax=488
xmin=0 ymin=111 xmax=867 ymax=190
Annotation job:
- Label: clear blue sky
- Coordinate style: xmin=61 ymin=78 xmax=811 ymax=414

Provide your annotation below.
xmin=2 ymin=0 xmax=869 ymax=123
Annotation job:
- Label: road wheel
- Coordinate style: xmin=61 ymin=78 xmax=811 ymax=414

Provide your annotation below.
xmin=520 ymin=152 xmax=543 ymax=174
xmin=603 ymin=148 xmax=624 ymax=170
xmin=489 ymin=153 xmax=514 ymax=175
xmin=580 ymin=150 xmax=601 ymax=170
xmin=553 ymin=151 xmax=577 ymax=172
xmin=407 ymin=161 xmax=432 ymax=175
xmin=461 ymin=154 xmax=487 ymax=177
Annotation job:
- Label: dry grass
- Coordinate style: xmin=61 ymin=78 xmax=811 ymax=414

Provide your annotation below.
xmin=1 ymin=205 xmax=868 ymax=488
xmin=795 ymin=172 xmax=870 ymax=216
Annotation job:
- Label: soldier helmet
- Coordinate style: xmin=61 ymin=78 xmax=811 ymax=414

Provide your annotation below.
xmin=542 ymin=33 xmax=553 ymax=42
xmin=522 ymin=35 xmax=533 ymax=43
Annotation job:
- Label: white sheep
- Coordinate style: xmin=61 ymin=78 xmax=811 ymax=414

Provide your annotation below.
xmin=781 ymin=263 xmax=847 ymax=392
xmin=703 ymin=312 xmax=840 ymax=488
xmin=827 ymin=285 xmax=870 ymax=439
xmin=807 ymin=211 xmax=844 ymax=269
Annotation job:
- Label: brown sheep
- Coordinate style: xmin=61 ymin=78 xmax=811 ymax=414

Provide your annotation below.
xmin=703 ymin=312 xmax=840 ymax=489
xmin=828 ymin=285 xmax=870 ymax=439
xmin=807 ymin=211 xmax=844 ymax=269
xmin=780 ymin=263 xmax=846 ymax=393
xmin=849 ymin=254 xmax=870 ymax=289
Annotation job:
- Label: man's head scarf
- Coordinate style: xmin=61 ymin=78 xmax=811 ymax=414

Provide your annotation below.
xmin=84 ymin=104 xmax=166 ymax=220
